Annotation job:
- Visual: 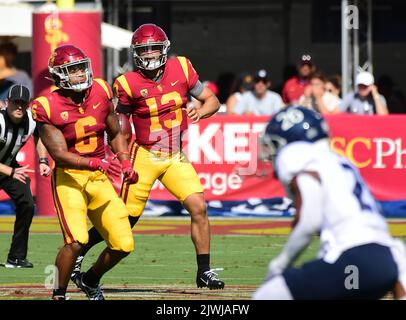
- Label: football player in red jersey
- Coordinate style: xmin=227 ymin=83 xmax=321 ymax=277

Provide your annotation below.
xmin=72 ymin=23 xmax=225 ymax=289
xmin=31 ymin=45 xmax=138 ymax=300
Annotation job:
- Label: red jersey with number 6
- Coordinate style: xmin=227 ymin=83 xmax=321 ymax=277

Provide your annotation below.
xmin=113 ymin=56 xmax=199 ymax=153
xmin=30 ymin=78 xmax=113 ymax=160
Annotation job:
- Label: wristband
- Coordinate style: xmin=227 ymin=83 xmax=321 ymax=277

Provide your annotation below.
xmin=10 ymin=167 xmax=15 ymax=177
xmin=39 ymin=157 xmax=49 ymax=165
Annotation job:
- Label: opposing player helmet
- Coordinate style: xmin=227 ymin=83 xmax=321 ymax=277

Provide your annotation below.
xmin=48 ymin=44 xmax=93 ymax=92
xmin=260 ymin=106 xmax=329 ymax=161
xmin=131 ymin=23 xmax=171 ymax=70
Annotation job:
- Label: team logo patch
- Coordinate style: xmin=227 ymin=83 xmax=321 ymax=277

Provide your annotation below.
xmin=140 ymin=89 xmax=148 ymax=97
xmin=60 ymin=111 xmax=69 ymax=121
xmin=78 ymin=107 xmax=85 ymax=114
xmin=157 ymin=85 xmax=163 ymax=92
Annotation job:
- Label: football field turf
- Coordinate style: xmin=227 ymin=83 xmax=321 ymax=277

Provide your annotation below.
xmin=0 ymin=217 xmax=405 ymax=300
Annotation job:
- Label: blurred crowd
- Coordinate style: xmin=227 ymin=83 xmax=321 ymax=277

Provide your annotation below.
xmin=194 ymin=54 xmax=406 ymax=116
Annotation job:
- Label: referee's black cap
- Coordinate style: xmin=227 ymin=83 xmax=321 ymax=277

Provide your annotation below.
xmin=7 ymin=84 xmax=30 ymax=103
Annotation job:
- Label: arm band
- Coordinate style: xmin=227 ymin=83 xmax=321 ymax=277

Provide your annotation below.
xmin=116 ymin=103 xmax=132 ymax=115
xmin=39 ymin=157 xmax=49 ymax=165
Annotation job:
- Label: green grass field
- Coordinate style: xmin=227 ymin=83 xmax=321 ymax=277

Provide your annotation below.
xmin=1 ymin=217 xmax=404 ymax=300
xmin=0 ymin=231 xmax=319 ymax=300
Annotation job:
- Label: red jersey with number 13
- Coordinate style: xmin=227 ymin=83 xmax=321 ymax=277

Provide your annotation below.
xmin=113 ymin=56 xmax=199 ymax=153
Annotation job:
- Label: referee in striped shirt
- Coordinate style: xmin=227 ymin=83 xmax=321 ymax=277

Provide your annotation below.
xmin=0 ymin=84 xmax=51 ymax=268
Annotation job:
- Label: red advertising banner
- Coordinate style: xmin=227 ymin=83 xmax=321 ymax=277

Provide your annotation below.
xmin=2 ymin=115 xmax=406 ymax=212
xmin=149 ymin=115 xmax=283 ymax=201
xmin=149 ymin=115 xmax=406 ymax=203
xmin=328 ymin=114 xmax=406 ymax=201
xmin=31 ymin=10 xmax=103 ymax=215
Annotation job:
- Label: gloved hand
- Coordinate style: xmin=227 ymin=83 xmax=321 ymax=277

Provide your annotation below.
xmin=121 ymin=159 xmax=138 ymax=184
xmin=88 ymin=156 xmax=122 ymax=177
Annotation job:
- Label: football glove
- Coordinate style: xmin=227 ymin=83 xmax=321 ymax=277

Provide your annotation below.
xmin=88 ymin=156 xmax=122 ymax=177
xmin=121 ymin=159 xmax=138 ymax=184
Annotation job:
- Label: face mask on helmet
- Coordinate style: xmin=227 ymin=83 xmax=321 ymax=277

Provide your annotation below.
xmin=49 ymin=59 xmax=93 ymax=92
xmin=131 ymin=41 xmax=170 ymax=70
xmin=259 ymin=133 xmax=287 ymax=164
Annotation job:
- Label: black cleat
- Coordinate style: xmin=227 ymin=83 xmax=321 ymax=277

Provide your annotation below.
xmin=5 ymin=258 xmax=33 ymax=268
xmin=196 ymin=268 xmax=225 ymax=290
xmin=70 ymin=255 xmax=84 ymax=283
xmin=75 ymin=272 xmax=105 ymax=300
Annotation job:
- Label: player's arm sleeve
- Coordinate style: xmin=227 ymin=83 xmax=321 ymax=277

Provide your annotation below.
xmin=113 ymin=75 xmax=133 ymax=113
xmin=189 ymin=80 xmax=204 ymax=99
xmin=30 ymin=99 xmax=52 ymax=125
xmin=177 ymin=57 xmax=199 ymax=90
xmin=94 ymin=78 xmax=114 ymax=101
xmin=270 ymin=173 xmax=323 ymax=270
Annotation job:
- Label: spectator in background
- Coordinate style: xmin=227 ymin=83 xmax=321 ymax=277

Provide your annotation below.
xmin=226 ymin=72 xmax=253 ymax=114
xmin=377 ymin=75 xmax=406 ymax=114
xmin=298 ymin=72 xmax=341 ymax=114
xmin=282 ymin=54 xmax=315 ymax=105
xmin=325 ymin=74 xmax=342 ymax=98
xmin=340 ymin=71 xmax=389 ymax=115
xmin=232 ymin=69 xmax=283 ymax=116
xmin=0 ymin=42 xmax=33 ymax=96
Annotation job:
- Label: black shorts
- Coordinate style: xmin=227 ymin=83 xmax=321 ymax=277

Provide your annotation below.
xmin=283 ymin=243 xmax=398 ymax=300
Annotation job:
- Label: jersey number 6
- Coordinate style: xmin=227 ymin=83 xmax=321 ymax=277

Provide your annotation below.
xmin=75 ymin=116 xmax=98 ymax=153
